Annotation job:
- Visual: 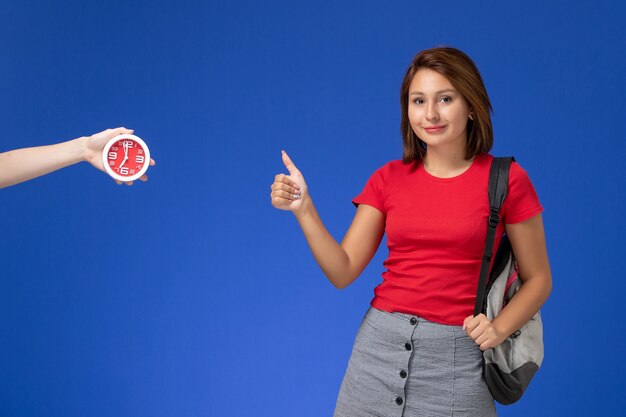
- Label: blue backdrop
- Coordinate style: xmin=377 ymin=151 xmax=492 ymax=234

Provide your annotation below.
xmin=1 ymin=1 xmax=624 ymax=416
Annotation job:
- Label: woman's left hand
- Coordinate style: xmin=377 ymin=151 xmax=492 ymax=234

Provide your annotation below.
xmin=463 ymin=314 xmax=506 ymax=351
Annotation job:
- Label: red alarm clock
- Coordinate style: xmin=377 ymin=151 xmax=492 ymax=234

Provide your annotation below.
xmin=102 ymin=134 xmax=151 ymax=182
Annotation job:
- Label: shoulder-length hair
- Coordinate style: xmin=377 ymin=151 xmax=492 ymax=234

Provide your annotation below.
xmin=400 ymin=47 xmax=493 ymax=163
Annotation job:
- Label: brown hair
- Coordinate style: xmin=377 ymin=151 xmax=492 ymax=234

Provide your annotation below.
xmin=400 ymin=47 xmax=493 ymax=163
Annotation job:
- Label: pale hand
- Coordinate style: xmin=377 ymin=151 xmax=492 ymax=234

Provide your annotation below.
xmin=463 ymin=313 xmax=507 ymax=351
xmin=83 ymin=127 xmax=156 ymax=185
xmin=270 ymin=150 xmax=306 ymax=212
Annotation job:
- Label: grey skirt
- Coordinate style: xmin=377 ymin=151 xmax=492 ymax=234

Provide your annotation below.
xmin=333 ymin=307 xmax=497 ymax=417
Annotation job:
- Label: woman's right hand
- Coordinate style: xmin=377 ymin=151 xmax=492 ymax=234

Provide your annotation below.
xmin=270 ymin=150 xmax=307 ymax=212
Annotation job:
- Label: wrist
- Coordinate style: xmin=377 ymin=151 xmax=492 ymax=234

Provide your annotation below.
xmin=76 ymin=136 xmax=90 ymax=162
xmin=491 ymin=317 xmax=513 ymax=339
xmin=293 ymin=195 xmax=314 ymax=219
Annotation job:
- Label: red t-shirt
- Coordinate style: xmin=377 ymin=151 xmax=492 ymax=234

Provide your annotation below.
xmin=352 ymin=152 xmax=543 ymax=325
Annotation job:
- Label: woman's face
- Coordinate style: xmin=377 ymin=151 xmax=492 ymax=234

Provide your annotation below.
xmin=407 ymin=68 xmax=472 ymax=152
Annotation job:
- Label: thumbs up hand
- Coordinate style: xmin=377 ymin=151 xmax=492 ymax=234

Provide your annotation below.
xmin=270 ymin=150 xmax=308 ymax=212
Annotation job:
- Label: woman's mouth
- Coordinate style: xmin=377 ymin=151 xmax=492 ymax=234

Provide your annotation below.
xmin=423 ymin=125 xmax=446 ymax=133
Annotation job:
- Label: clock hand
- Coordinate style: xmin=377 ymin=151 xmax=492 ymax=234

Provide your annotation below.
xmin=119 ymin=141 xmax=130 ymax=169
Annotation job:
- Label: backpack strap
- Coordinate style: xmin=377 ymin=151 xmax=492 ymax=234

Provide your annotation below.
xmin=473 ymin=156 xmax=515 ymax=317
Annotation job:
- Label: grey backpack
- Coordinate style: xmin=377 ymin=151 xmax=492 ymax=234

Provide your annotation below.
xmin=473 ymin=157 xmax=544 ymax=405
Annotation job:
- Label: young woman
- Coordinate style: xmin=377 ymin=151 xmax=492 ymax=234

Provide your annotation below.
xmin=0 ymin=127 xmax=155 ymax=188
xmin=270 ymin=47 xmax=551 ymax=416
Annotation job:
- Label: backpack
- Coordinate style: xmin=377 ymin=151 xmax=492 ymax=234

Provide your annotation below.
xmin=473 ymin=157 xmax=544 ymax=405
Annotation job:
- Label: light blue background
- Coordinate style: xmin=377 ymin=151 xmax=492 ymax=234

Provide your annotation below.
xmin=1 ymin=1 xmax=624 ymax=416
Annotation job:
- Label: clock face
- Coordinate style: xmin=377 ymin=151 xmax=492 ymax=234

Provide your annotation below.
xmin=102 ymin=134 xmax=151 ymax=182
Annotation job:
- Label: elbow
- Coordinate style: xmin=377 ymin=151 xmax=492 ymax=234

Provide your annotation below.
xmin=544 ymin=272 xmax=553 ymax=300
xmin=520 ymin=270 xmax=552 ymax=307
xmin=326 ymin=252 xmax=360 ymax=290
xmin=331 ymin=278 xmax=350 ymax=290
xmin=332 ymin=282 xmax=347 ymax=290
xmin=329 ymin=273 xmax=356 ymax=290
xmin=533 ymin=271 xmax=552 ymax=306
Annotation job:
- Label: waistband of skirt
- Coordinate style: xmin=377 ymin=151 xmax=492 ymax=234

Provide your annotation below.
xmin=365 ymin=307 xmax=468 ymax=338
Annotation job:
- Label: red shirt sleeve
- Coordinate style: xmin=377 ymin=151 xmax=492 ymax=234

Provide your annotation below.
xmin=351 ymin=162 xmax=390 ymax=214
xmin=502 ymin=161 xmax=544 ymax=224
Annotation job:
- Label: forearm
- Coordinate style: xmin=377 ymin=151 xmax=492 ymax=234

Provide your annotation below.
xmin=0 ymin=137 xmax=88 ymax=188
xmin=492 ymin=273 xmax=552 ymax=337
xmin=293 ymin=197 xmax=353 ymax=289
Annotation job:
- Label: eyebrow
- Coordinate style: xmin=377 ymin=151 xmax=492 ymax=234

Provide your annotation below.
xmin=409 ymin=89 xmax=457 ymax=96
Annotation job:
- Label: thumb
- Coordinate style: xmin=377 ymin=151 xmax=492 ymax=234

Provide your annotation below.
xmin=109 ymin=127 xmax=134 ymax=138
xmin=281 ymin=150 xmax=299 ymax=175
xmin=462 ymin=315 xmax=472 ymax=330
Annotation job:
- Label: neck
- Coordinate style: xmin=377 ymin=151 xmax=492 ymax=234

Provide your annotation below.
xmin=422 ymin=146 xmax=475 ymax=178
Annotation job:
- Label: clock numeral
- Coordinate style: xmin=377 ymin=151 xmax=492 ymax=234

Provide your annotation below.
xmin=109 ymin=161 xmax=115 ymax=166
xmin=138 ymin=149 xmax=144 ymax=155
xmin=135 ymin=155 xmax=145 ymax=163
xmin=123 ymin=140 xmax=134 ymax=148
xmin=130 ymin=169 xmax=136 ymax=174
xmin=111 ymin=146 xmax=118 ymax=151
xmin=108 ymin=151 xmax=118 ymax=159
xmin=120 ymin=167 xmax=129 ymax=175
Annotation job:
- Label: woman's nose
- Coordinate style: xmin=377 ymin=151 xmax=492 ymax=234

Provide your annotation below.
xmin=425 ymin=102 xmax=439 ymax=121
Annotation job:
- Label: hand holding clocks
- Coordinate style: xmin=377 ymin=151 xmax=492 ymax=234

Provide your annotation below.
xmin=81 ymin=127 xmax=155 ymax=185
xmin=102 ymin=134 xmax=151 ymax=182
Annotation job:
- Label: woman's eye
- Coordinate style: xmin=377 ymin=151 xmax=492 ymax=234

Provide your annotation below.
xmin=413 ymin=98 xmax=424 ymax=104
xmin=440 ymin=96 xmax=452 ymax=103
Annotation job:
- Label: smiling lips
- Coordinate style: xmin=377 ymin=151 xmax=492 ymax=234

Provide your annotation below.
xmin=424 ymin=125 xmax=446 ymax=133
